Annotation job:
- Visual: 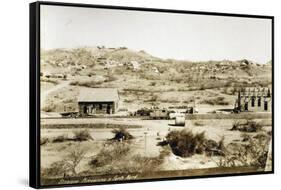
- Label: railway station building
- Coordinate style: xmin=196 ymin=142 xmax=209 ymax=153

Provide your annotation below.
xmin=78 ymin=88 xmax=119 ymax=116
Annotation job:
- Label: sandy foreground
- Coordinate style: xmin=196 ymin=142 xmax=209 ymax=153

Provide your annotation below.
xmin=41 ymin=117 xmax=271 ymax=172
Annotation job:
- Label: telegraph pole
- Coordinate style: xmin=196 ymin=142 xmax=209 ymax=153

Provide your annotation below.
xmin=144 ymin=132 xmax=148 ymax=156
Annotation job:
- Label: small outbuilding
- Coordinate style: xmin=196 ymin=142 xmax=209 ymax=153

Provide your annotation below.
xmin=78 ymin=88 xmax=119 ymax=116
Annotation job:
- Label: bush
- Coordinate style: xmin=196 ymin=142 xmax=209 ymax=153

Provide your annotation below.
xmin=41 ymin=78 xmax=58 ymax=85
xmin=231 ymin=120 xmax=262 ymax=133
xmin=222 ymin=87 xmax=238 ymax=95
xmin=40 ymin=137 xmax=49 ymax=145
xmin=70 ymin=80 xmax=102 ymax=88
xmin=162 ymin=130 xmax=225 ymax=157
xmin=51 ymin=130 xmax=92 ymax=143
xmin=65 ymin=146 xmax=88 ymax=175
xmin=88 ymin=142 xmax=166 ymax=174
xmin=73 ymin=130 xmax=93 ymax=141
xmin=52 ymin=135 xmax=69 ymax=143
xmin=123 ymin=99 xmax=133 ymax=103
xmin=89 ymin=142 xmax=131 ymax=168
xmin=241 ymin=133 xmax=250 ymax=142
xmin=165 ymin=130 xmax=205 ymax=157
xmin=194 ymin=121 xmax=205 ymax=126
xmin=110 ymin=128 xmax=134 ymax=141
xmin=104 ymin=75 xmax=117 ymax=82
xmin=200 ymin=97 xmax=229 ymax=105
xmin=159 ymin=98 xmax=180 ymax=104
xmin=253 ymin=133 xmax=269 ymax=141
xmin=199 ymin=85 xmax=205 ymax=90
xmin=217 ymin=134 xmax=270 ymax=168
xmin=205 ymin=137 xmax=225 ymax=156
xmin=41 ymin=161 xmax=71 ymax=178
xmin=144 ymin=94 xmax=158 ymax=102
xmin=127 ymin=154 xmax=164 ymax=173
xmin=42 ymin=103 xmax=56 ymax=112
xmin=42 ymin=146 xmax=88 ymax=177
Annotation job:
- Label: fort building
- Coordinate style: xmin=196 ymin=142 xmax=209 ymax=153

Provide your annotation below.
xmin=234 ymin=88 xmax=271 ymax=112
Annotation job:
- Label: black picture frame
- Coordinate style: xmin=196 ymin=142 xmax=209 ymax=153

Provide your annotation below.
xmin=30 ymin=1 xmax=274 ymax=189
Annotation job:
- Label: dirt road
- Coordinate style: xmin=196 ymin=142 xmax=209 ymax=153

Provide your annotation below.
xmin=41 ymin=80 xmax=71 ymax=106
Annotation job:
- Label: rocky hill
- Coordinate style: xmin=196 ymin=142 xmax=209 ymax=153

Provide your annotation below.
xmin=40 ymin=47 xmax=272 ymax=113
xmin=41 ymin=46 xmax=271 ymax=88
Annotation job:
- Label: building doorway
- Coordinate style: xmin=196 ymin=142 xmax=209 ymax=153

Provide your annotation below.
xmin=245 ymin=102 xmax=248 ymax=111
xmin=258 ymin=97 xmax=261 ymax=107
xmin=251 ymin=98 xmax=255 ymax=107
xmin=107 ymin=104 xmax=110 ymax=114
xmin=264 ymin=101 xmax=268 ymax=111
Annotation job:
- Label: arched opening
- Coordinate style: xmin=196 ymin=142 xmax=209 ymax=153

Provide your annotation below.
xmin=245 ymin=102 xmax=248 ymax=111
xmin=258 ymin=97 xmax=261 ymax=107
xmin=264 ymin=101 xmax=268 ymax=111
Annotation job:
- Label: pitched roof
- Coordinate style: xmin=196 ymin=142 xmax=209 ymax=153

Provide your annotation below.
xmin=78 ymin=88 xmax=119 ymax=102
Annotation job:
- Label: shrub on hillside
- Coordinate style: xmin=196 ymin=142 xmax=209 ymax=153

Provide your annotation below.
xmin=200 ymin=97 xmax=229 ymax=106
xmin=123 ymin=99 xmax=133 ymax=103
xmin=41 ymin=78 xmax=59 ymax=85
xmin=41 ymin=103 xmax=56 ymax=112
xmin=144 ymin=94 xmax=158 ymax=102
xmin=70 ymin=80 xmax=103 ymax=88
xmin=104 ymin=75 xmax=117 ymax=83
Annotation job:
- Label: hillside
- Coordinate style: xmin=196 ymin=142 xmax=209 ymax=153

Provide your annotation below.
xmin=40 ymin=47 xmax=272 ymax=113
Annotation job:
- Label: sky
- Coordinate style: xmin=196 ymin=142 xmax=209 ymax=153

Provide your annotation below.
xmin=40 ymin=5 xmax=272 ymax=64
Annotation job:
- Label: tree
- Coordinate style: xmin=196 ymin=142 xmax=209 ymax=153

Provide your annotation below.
xmin=64 ymin=145 xmax=87 ymax=175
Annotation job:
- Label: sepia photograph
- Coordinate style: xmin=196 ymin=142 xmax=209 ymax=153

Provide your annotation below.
xmin=38 ymin=3 xmax=273 ymax=186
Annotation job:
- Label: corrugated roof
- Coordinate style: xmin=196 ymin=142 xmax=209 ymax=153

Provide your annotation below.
xmin=78 ymin=88 xmax=119 ymax=102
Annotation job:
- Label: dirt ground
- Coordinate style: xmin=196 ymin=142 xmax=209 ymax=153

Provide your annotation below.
xmin=41 ymin=117 xmax=272 ymax=173
xmin=39 ymin=47 xmax=273 ymax=186
xmin=40 ymin=76 xmax=238 ymax=115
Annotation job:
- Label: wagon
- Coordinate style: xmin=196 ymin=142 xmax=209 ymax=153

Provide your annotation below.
xmin=150 ymin=109 xmax=169 ymax=119
xmin=134 ymin=108 xmax=152 ymax=116
xmin=60 ymin=111 xmax=79 ymax=118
